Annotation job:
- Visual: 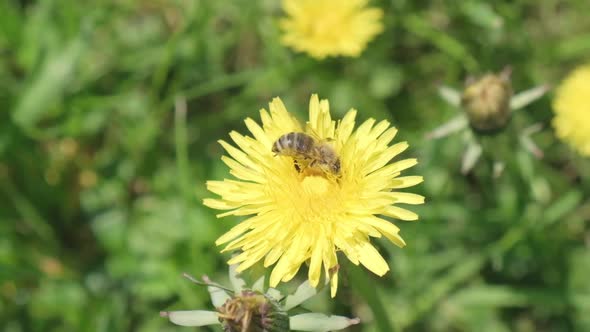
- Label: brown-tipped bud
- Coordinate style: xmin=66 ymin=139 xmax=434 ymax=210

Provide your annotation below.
xmin=461 ymin=68 xmax=513 ymax=134
xmin=217 ymin=290 xmax=289 ymax=332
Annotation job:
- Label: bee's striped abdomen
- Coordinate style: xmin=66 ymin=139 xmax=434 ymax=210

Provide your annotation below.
xmin=272 ymin=132 xmax=314 ymax=159
xmin=272 ymin=132 xmax=341 ymax=178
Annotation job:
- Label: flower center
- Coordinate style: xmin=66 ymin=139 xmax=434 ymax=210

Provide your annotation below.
xmin=301 ymin=175 xmax=329 ymax=195
xmin=289 ymin=175 xmax=344 ymax=223
xmin=310 ymin=11 xmax=349 ymax=39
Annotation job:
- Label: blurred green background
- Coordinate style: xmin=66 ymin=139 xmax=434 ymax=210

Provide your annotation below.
xmin=1 ymin=0 xmax=589 ymax=331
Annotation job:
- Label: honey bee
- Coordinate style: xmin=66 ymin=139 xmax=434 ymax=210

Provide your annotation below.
xmin=272 ymin=132 xmax=341 ymax=177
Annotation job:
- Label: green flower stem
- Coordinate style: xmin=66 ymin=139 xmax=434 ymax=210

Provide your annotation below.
xmin=348 ymin=264 xmax=396 ymax=332
xmin=174 ymin=96 xmax=192 ymax=203
xmin=162 ymin=69 xmax=261 ymax=109
xmin=0 ymin=178 xmax=58 ymax=249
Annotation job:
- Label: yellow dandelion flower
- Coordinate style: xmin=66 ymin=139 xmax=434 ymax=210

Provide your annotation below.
xmin=552 ymin=64 xmax=590 ymax=156
xmin=204 ymin=95 xmax=424 ymax=297
xmin=279 ymin=0 xmax=384 ymax=59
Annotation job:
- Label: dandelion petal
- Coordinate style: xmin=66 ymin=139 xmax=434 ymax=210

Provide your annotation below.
xmin=290 ymin=313 xmax=360 ymax=331
xmin=162 ymin=310 xmax=220 ymax=327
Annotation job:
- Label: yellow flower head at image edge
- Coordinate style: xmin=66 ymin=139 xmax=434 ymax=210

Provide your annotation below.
xmin=279 ymin=0 xmax=384 ymax=59
xmin=204 ymin=95 xmax=424 ymax=297
xmin=552 ymin=64 xmax=590 ymax=156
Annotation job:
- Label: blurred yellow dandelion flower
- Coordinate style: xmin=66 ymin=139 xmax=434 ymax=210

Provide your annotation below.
xmin=204 ymin=95 xmax=424 ymax=297
xmin=552 ymin=65 xmax=590 ymax=156
xmin=279 ymin=0 xmax=384 ymax=59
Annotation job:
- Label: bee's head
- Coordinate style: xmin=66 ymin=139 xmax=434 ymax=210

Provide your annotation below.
xmin=317 ymin=160 xmax=341 ymax=178
xmin=331 ymin=160 xmax=341 ymax=175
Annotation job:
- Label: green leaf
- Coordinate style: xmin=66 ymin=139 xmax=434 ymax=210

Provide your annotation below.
xmin=12 ymin=38 xmax=85 ymax=131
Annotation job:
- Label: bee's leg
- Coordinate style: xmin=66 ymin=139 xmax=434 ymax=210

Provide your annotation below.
xmin=293 ymin=157 xmax=307 ymax=173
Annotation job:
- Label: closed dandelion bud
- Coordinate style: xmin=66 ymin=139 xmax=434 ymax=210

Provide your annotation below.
xmin=461 ymin=69 xmax=513 ymax=134
xmin=217 ymin=290 xmax=289 ymax=332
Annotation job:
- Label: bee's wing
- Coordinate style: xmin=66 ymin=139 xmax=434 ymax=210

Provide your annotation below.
xmin=305 ymin=125 xmax=334 ymax=144
xmin=305 ymin=125 xmax=321 ymax=140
